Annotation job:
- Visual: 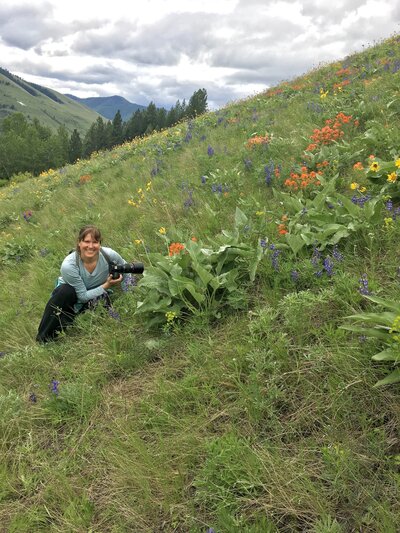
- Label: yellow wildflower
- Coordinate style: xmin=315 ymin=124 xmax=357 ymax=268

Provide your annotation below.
xmin=387 ymin=172 xmax=397 ymax=183
xmin=395 ymin=159 xmax=400 ymax=168
xmin=350 ymin=182 xmax=359 ymax=190
xmin=369 ymin=161 xmax=380 ymax=172
xmin=165 ymin=311 xmax=177 ymax=323
xmin=359 ymin=186 xmax=367 ymax=193
xmin=134 ymin=239 xmax=143 ymax=245
xmin=384 ymin=217 xmax=394 ymax=228
xmin=389 ymin=314 xmax=400 ymax=342
xmin=159 ymin=227 xmax=166 ymax=235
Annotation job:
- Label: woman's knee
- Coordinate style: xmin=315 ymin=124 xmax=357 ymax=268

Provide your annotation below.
xmin=52 ymin=284 xmax=77 ymax=306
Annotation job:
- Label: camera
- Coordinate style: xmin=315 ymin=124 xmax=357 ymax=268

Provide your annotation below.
xmin=109 ymin=261 xmax=144 ymax=279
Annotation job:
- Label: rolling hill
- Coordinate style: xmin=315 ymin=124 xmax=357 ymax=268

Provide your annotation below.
xmin=0 ymin=67 xmax=101 ymax=133
xmin=65 ymin=94 xmax=146 ymax=121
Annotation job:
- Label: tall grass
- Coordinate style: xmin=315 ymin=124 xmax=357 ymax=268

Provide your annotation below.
xmin=0 ymin=35 xmax=400 ymax=532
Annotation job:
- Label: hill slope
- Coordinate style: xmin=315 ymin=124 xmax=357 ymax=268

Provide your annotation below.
xmin=0 ymin=36 xmax=399 ymax=532
xmin=66 ymin=94 xmax=146 ymax=121
xmin=0 ymin=67 xmax=101 ymax=133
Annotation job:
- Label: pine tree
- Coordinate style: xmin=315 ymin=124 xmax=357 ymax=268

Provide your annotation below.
xmin=111 ymin=110 xmax=123 ymax=146
xmin=68 ymin=129 xmax=82 ymax=163
xmin=186 ymin=88 xmax=208 ymax=118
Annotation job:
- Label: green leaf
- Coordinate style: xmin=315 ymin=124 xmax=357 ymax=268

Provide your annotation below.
xmin=372 ymin=348 xmax=400 ymax=362
xmin=192 ymin=262 xmax=214 ymax=286
xmin=340 ymin=325 xmax=392 ymax=342
xmin=373 ymin=368 xmax=400 ymax=387
xmin=234 ymin=207 xmax=248 ymax=229
xmin=363 ymin=295 xmax=400 ymax=312
xmin=136 ymin=295 xmax=172 ymax=314
xmin=285 ymin=233 xmax=305 ymax=255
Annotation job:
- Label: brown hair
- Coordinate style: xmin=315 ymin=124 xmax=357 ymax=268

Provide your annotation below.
xmin=76 ymin=225 xmax=102 ymax=255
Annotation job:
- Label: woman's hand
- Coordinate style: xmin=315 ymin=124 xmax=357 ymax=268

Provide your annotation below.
xmin=102 ymin=274 xmax=123 ymax=290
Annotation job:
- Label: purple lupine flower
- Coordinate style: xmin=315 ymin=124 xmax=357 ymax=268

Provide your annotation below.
xmin=260 ymin=238 xmax=268 ymax=252
xmin=184 ymin=191 xmax=194 ymax=208
xmin=392 ymin=60 xmax=400 ymax=73
xmin=291 ymin=270 xmax=299 ymax=282
xmin=323 ymin=256 xmax=335 ymax=276
xmin=269 ymin=244 xmax=281 ymax=271
xmin=264 ymin=162 xmax=274 ymax=185
xmin=332 ymin=245 xmax=343 ymax=262
xmin=122 ymin=273 xmax=138 ymax=292
xmin=311 ymin=247 xmax=321 ymax=268
xmin=108 ymin=307 xmax=121 ymax=320
xmin=359 ymin=274 xmax=370 ymax=295
xmin=351 ymin=194 xmax=371 ymax=207
xmin=50 ymin=380 xmax=59 ymax=396
xmin=386 ymin=199 xmax=393 ymax=211
xmin=244 ymin=158 xmax=252 ymax=170
xmin=29 ymin=393 xmax=37 ymax=403
xmin=207 ymin=145 xmax=215 ymax=156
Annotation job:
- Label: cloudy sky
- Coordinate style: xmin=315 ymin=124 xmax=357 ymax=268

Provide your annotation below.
xmin=0 ymin=0 xmax=399 ymax=110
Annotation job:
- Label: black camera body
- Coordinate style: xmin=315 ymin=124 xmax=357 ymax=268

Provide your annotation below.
xmin=109 ymin=261 xmax=144 ymax=279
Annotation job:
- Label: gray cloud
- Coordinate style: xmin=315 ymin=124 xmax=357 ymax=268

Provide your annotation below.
xmin=72 ymin=13 xmax=217 ymax=66
xmin=0 ymin=2 xmax=59 ymax=49
xmin=0 ymin=2 xmax=108 ymax=51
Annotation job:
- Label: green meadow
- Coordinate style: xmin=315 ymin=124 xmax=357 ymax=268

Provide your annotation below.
xmin=0 ymin=35 xmax=399 ymax=532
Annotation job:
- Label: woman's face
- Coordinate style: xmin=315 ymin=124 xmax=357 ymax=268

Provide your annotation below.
xmin=78 ymin=232 xmax=100 ymax=261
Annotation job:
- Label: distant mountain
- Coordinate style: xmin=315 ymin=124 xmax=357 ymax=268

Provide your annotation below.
xmin=65 ymin=94 xmax=146 ymax=121
xmin=0 ymin=67 xmax=101 ymax=134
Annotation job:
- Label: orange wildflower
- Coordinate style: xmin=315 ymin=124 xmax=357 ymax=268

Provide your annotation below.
xmin=246 ymin=133 xmax=269 ymax=148
xmin=168 ymin=242 xmax=185 ymax=256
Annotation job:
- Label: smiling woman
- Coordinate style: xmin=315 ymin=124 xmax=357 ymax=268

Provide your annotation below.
xmin=36 ymin=225 xmax=128 ymax=343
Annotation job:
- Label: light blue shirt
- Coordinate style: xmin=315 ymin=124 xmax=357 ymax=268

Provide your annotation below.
xmin=59 ymin=247 xmax=127 ymax=312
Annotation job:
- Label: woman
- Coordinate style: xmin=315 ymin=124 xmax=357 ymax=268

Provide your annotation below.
xmin=36 ymin=225 xmax=127 ymax=343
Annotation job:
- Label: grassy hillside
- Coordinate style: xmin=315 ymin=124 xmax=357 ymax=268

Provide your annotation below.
xmin=0 ymin=68 xmax=101 ymax=133
xmin=0 ymin=35 xmax=400 ymax=532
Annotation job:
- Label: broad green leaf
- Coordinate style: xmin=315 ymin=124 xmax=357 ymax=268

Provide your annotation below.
xmin=192 ymin=262 xmax=214 ymax=286
xmin=372 ymin=348 xmax=400 ymax=362
xmin=374 ymin=368 xmax=400 ymax=387
xmin=285 ymin=233 xmax=306 ymax=255
xmin=234 ymin=207 xmax=248 ymax=228
xmin=136 ymin=295 xmax=172 ymax=313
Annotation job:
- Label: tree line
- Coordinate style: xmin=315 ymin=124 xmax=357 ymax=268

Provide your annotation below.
xmin=0 ymin=88 xmax=208 ymax=182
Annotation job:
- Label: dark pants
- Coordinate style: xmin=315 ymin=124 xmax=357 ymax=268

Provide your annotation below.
xmin=36 ymin=284 xmax=78 ymax=343
xmin=36 ymin=284 xmax=113 ymax=343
